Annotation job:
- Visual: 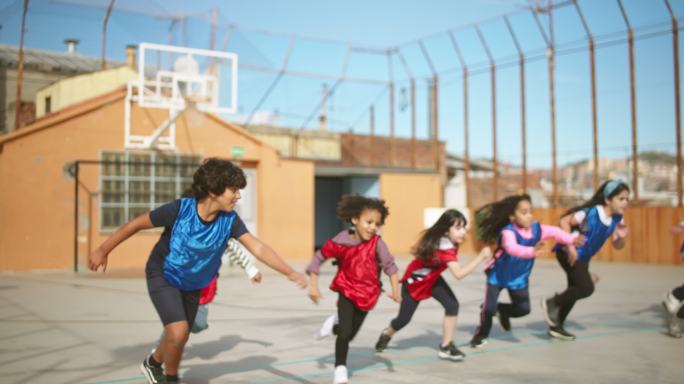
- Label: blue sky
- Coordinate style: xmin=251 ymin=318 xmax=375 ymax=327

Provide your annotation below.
xmin=1 ymin=0 xmax=683 ymax=168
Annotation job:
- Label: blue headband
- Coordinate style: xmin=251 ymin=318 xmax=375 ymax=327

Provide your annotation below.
xmin=602 ymin=179 xmax=625 ymax=198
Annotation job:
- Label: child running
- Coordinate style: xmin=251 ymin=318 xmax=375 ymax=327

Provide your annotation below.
xmin=469 ymin=194 xmax=585 ymax=348
xmin=374 ymin=209 xmax=492 ymax=360
xmin=87 ymin=158 xmax=307 ymax=384
xmin=307 ymin=195 xmax=401 ymax=384
xmin=159 ymin=239 xmax=261 ymax=342
xmin=541 ymin=179 xmax=629 ymax=340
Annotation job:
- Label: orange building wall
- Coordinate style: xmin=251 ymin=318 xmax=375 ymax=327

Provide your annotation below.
xmin=0 ymin=94 xmax=126 ymax=270
xmin=379 ymin=173 xmax=443 ymax=256
xmin=0 ymin=93 xmax=315 ymax=271
xmin=257 ymin=152 xmax=314 ymax=261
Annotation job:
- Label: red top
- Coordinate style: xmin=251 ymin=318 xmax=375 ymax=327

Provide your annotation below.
xmin=401 ymin=248 xmax=458 ymax=301
xmin=199 ymin=275 xmax=218 ymax=305
xmin=320 ymin=234 xmax=382 ymax=311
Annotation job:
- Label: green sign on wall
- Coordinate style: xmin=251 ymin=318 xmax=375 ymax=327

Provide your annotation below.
xmin=231 ymin=146 xmax=245 ymax=159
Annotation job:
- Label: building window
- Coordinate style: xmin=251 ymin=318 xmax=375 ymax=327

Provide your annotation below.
xmin=45 ymin=96 xmax=51 ymax=114
xmin=100 ymin=151 xmax=201 ymax=230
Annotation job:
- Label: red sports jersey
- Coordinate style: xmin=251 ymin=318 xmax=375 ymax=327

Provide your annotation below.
xmin=401 ymin=248 xmax=458 ymax=301
xmin=320 ymin=235 xmax=381 ymax=311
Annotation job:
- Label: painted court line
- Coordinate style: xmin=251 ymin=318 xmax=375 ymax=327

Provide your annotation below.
xmin=88 ymin=319 xmax=664 ymax=384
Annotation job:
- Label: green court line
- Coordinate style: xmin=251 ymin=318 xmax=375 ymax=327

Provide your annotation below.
xmin=253 ymin=324 xmax=664 ymax=383
xmin=88 ymin=319 xmax=665 ymax=384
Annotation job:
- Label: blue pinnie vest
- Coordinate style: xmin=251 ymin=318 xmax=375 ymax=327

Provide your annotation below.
xmin=163 ymin=197 xmax=236 ymax=291
xmin=564 ymin=206 xmax=621 ymax=264
xmin=486 ymin=222 xmax=542 ymax=290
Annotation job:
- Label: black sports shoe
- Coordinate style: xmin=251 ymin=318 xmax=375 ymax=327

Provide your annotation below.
xmin=541 ymin=297 xmax=560 ymax=327
xmin=438 ymin=341 xmax=465 ymax=361
xmin=140 ymin=354 xmax=166 ymax=384
xmin=548 ymin=325 xmax=576 ymax=341
xmin=375 ymin=330 xmax=392 ymax=352
xmin=497 ymin=308 xmax=511 ymax=331
xmin=469 ymin=334 xmax=488 ymax=348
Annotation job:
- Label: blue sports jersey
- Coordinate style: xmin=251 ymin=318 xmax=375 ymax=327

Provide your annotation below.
xmin=163 ymin=197 xmax=236 ymax=291
xmin=554 ymin=206 xmax=621 ymax=264
xmin=486 ymin=222 xmax=542 ymax=290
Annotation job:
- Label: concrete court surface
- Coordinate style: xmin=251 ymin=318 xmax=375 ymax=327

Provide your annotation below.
xmin=1 ymin=256 xmax=683 ymax=384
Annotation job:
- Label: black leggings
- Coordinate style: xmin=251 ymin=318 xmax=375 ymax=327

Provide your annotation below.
xmin=475 ymin=284 xmax=530 ymax=338
xmin=334 ymin=294 xmax=368 ymax=367
xmin=553 ymin=250 xmax=595 ymax=326
xmin=672 ymin=283 xmax=684 ymax=319
xmin=390 ymin=278 xmax=459 ymax=332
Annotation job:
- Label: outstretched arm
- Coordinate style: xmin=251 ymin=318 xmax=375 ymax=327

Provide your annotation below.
xmin=447 ymin=247 xmax=492 ymax=280
xmin=541 ymin=225 xmax=585 ymax=247
xmin=308 ymin=272 xmax=322 ymax=304
xmin=376 ymin=239 xmax=400 ymax=302
xmin=542 ymin=224 xmax=576 ymax=243
xmin=386 ymin=273 xmax=401 ymax=303
xmin=501 ymin=230 xmax=536 ymax=259
xmin=306 ymin=247 xmax=333 ymax=304
xmin=88 ymin=213 xmax=155 ymax=272
xmin=237 ymin=233 xmax=307 ymax=288
xmin=225 ymin=238 xmax=261 ymax=282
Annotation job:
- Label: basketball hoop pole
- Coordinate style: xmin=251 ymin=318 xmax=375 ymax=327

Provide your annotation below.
xmin=146 ymin=108 xmax=184 ymax=148
xmin=146 ymin=98 xmax=200 ymax=148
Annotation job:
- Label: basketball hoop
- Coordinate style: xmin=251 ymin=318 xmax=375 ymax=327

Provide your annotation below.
xmin=124 ymin=42 xmax=238 ymax=149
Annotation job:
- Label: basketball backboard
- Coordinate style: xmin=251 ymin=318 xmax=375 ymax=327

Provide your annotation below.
xmin=137 ymin=43 xmax=237 ymax=114
xmin=124 ymin=42 xmax=238 ymax=149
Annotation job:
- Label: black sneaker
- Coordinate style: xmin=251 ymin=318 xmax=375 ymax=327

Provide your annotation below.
xmin=140 ymin=354 xmax=166 ymax=384
xmin=541 ymin=297 xmax=560 ymax=327
xmin=548 ymin=326 xmax=576 ymax=341
xmin=375 ymin=331 xmax=392 ymax=352
xmin=438 ymin=342 xmax=465 ymax=361
xmin=469 ymin=334 xmax=488 ymax=348
xmin=497 ymin=308 xmax=511 ymax=331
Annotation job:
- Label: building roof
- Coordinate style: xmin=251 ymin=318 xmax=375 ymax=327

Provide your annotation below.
xmin=245 ymin=123 xmax=341 ymax=139
xmin=0 ymin=87 xmax=127 ymax=146
xmin=0 ymin=86 xmax=264 ymax=149
xmin=447 ymin=153 xmax=495 ymax=172
xmin=0 ymin=44 xmax=124 ymax=74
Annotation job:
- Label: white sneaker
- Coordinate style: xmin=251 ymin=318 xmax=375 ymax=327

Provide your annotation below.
xmin=333 ymin=365 xmax=348 ymax=384
xmin=667 ymin=315 xmax=683 ymax=338
xmin=663 ymin=291 xmax=681 ymax=315
xmin=315 ymin=314 xmax=338 ymax=340
xmin=662 ymin=291 xmax=683 ymax=338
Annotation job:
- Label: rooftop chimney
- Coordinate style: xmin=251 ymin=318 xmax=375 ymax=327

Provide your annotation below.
xmin=126 ymin=44 xmax=137 ymax=71
xmin=64 ymin=38 xmax=79 ymax=55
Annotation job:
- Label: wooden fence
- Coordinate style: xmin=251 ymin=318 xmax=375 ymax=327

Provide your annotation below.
xmin=459 ymin=207 xmax=684 ymax=265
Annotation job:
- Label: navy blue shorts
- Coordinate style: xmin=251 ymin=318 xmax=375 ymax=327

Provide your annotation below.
xmin=146 ymin=255 xmax=200 ymax=326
